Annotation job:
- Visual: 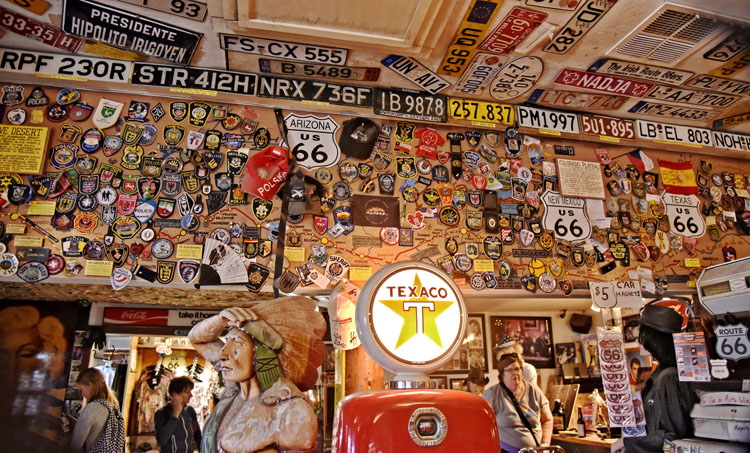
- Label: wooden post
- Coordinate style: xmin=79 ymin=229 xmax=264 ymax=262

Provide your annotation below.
xmin=344 ymin=346 xmax=384 ymax=395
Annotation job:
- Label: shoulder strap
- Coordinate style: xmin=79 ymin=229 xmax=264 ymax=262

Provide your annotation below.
xmin=501 ymin=382 xmax=540 ymax=447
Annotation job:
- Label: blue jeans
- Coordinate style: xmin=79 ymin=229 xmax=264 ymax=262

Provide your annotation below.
xmin=500 ymin=441 xmax=520 ymax=453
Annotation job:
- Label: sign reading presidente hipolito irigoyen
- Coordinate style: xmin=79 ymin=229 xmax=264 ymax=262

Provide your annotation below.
xmin=61 ymin=0 xmax=202 ymax=65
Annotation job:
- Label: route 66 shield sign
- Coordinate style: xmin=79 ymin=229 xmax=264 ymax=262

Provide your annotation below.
xmin=284 ymin=113 xmax=340 ymax=170
xmin=714 ymin=324 xmax=750 ymax=360
xmin=661 ymin=192 xmax=706 ymax=238
xmin=541 ymin=191 xmax=591 ymax=242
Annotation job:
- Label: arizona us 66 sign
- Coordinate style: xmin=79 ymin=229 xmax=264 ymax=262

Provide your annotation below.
xmin=284 ymin=113 xmax=340 ymax=170
xmin=661 ymin=192 xmax=705 ymax=238
xmin=541 ymin=191 xmax=591 ymax=242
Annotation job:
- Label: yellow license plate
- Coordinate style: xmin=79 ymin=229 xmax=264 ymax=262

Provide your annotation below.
xmin=448 ymin=98 xmax=514 ymax=125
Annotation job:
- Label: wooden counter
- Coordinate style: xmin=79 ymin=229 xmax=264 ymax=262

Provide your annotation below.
xmin=552 ymin=433 xmax=618 ymax=453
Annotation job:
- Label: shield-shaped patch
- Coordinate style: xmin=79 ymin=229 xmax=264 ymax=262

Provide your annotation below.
xmin=137 ymin=177 xmax=161 ymax=199
xmin=205 ymin=151 xmax=223 ymax=172
xmin=313 ymin=215 xmax=328 ymax=235
xmin=79 ymin=175 xmax=99 ymax=194
xmin=56 ymin=192 xmax=77 ymax=214
xmin=178 ymin=260 xmax=200 ymax=283
xmin=177 ymin=193 xmax=195 ymax=216
xmin=106 ymin=244 xmax=129 ymax=268
xmin=121 ymin=123 xmax=144 ymax=145
xmin=157 ymin=260 xmax=176 ymax=284
xmin=181 ymin=170 xmax=200 ymax=193
xmin=466 ymin=131 xmax=480 ymax=147
xmin=162 ymin=174 xmax=181 ymax=196
xmin=483 ymin=236 xmax=502 ymax=260
xmin=163 ymin=125 xmax=185 ymax=146
xmin=226 ymin=150 xmax=249 ymax=175
xmin=170 ymin=101 xmax=188 ymax=122
xmin=157 ymin=198 xmax=176 ymax=218
xmin=100 ymin=205 xmax=117 ymax=224
xmin=141 ymin=156 xmax=163 ymax=177
xmin=117 ymin=194 xmax=137 ymax=216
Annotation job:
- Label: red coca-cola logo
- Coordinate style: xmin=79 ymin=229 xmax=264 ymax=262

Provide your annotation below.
xmin=121 ymin=310 xmax=149 ymax=321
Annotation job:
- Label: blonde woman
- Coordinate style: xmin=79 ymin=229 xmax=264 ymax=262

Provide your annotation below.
xmin=70 ymin=368 xmax=125 ymax=452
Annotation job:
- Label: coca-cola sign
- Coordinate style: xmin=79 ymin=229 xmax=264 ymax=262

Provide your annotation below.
xmin=104 ymin=308 xmax=169 ymax=326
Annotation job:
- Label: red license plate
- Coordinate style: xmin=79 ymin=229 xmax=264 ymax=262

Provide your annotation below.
xmin=478 ymin=7 xmax=547 ymax=55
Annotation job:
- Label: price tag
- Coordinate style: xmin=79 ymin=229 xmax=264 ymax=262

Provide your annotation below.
xmin=516 ymin=105 xmax=579 ymax=134
xmin=448 ymin=98 xmax=514 ymax=125
xmin=589 ymin=281 xmax=642 ymax=308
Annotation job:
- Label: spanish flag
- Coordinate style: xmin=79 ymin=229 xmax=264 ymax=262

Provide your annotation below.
xmin=658 ymin=159 xmax=698 ymax=195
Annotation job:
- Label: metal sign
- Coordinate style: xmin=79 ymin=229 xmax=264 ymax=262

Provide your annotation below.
xmin=580 ymin=113 xmax=636 ymax=141
xmin=541 ymin=191 xmax=591 ymax=242
xmin=131 ymin=62 xmax=257 ymax=95
xmin=489 ymin=56 xmax=543 ymax=101
xmin=554 ymin=67 xmax=655 ymax=97
xmin=645 ymin=86 xmax=738 ymax=107
xmin=259 ymin=58 xmax=379 ymax=81
xmin=683 ymin=75 xmax=750 ymax=97
xmin=712 ymin=130 xmax=750 ymax=152
xmin=587 ymin=58 xmax=693 ymax=87
xmin=0 ymin=48 xmax=131 ymax=83
xmin=527 ymin=89 xmax=627 ymax=110
xmin=629 ymin=101 xmax=719 ymax=121
xmin=478 ymin=6 xmax=547 ymax=55
xmin=61 ymin=0 xmax=202 ymax=65
xmin=220 ymin=33 xmax=347 ymax=65
xmin=661 ymin=192 xmax=705 ymax=239
xmin=636 ymin=119 xmax=713 ymax=147
xmin=382 ymin=55 xmax=451 ymax=94
xmin=714 ymin=324 xmax=750 ymax=361
xmin=543 ymin=0 xmax=617 ymax=54
xmin=0 ymin=5 xmax=82 ymax=52
xmin=453 ymin=53 xmax=505 ymax=96
xmin=589 ymin=281 xmax=642 ymax=308
xmin=703 ymin=32 xmax=749 ymax=62
xmin=256 ymin=75 xmax=372 ymax=108
xmin=516 ymin=105 xmax=579 ymax=134
xmin=284 ymin=113 xmax=340 ymax=170
xmin=374 ymin=87 xmax=447 ymax=123
xmin=437 ymin=0 xmax=502 ymax=77
xmin=448 ymin=98 xmax=513 ymax=125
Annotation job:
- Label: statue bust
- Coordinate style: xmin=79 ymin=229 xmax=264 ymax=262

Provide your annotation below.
xmin=189 ymin=297 xmax=326 ymax=452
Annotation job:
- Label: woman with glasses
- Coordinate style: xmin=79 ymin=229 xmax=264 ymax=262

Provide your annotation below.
xmin=483 ymin=352 xmax=552 ymax=453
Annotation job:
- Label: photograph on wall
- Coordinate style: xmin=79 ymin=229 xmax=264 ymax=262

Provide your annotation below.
xmin=581 ymin=333 xmax=601 ymax=377
xmin=626 ymin=348 xmax=652 ymax=390
xmin=429 ymin=375 xmax=448 ymax=389
xmin=0 ymin=300 xmax=79 ymax=452
xmin=622 ymin=313 xmax=641 ymax=346
xmin=437 ymin=314 xmax=488 ymax=374
xmin=555 ymin=341 xmax=582 ymax=367
xmin=490 ymin=316 xmax=555 ymax=369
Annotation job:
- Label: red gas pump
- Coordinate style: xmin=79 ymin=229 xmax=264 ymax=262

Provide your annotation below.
xmin=332 ymin=262 xmax=502 ymax=452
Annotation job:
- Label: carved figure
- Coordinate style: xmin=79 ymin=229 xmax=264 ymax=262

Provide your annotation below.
xmin=189 ymin=297 xmax=325 ymax=453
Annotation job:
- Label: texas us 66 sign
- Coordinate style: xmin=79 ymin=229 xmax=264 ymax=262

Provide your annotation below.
xmin=661 ymin=192 xmax=706 ymax=238
xmin=284 ymin=113 xmax=340 ymax=170
xmin=541 ymin=191 xmax=592 ymax=242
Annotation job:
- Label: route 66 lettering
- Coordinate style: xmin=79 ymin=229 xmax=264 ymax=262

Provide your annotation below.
xmin=541 ymin=191 xmax=591 ymax=242
xmin=661 ymin=192 xmax=706 ymax=238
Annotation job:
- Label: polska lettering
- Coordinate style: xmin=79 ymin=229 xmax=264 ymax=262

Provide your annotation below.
xmin=256 ymin=169 xmax=288 ymax=197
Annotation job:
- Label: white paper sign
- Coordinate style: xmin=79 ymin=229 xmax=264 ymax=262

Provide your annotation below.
xmin=589 ymin=281 xmax=643 ymax=308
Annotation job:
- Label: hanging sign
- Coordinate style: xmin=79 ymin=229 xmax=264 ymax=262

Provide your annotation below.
xmin=437 ymin=0 xmax=502 ymax=76
xmin=0 ymin=5 xmax=82 ymax=52
xmin=587 ymin=58 xmax=694 ymax=87
xmin=0 ymin=48 xmax=131 ymax=83
xmin=541 ymin=191 xmax=592 ymax=242
xmin=257 ymin=75 xmax=372 ymax=108
xmin=636 ymin=119 xmax=713 ymax=148
xmin=131 ymin=62 xmax=257 ymax=95
xmin=661 ymin=192 xmax=705 ymax=238
xmin=103 ymin=307 xmax=220 ymax=326
xmin=284 ymin=113 xmax=340 ymax=170
xmin=374 ymin=87 xmax=447 ymax=123
xmin=61 ymin=0 xmax=202 ymax=65
xmin=673 ymin=332 xmax=711 ymax=382
xmin=220 ymin=33 xmax=347 ymax=65
xmin=516 ymin=105 xmax=579 ymax=134
xmin=381 ymin=55 xmax=450 ymax=94
xmin=589 ymin=281 xmax=642 ymax=309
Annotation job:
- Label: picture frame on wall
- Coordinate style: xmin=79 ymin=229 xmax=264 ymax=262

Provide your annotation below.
xmin=450 ymin=378 xmax=464 ymax=390
xmin=323 ymin=343 xmax=335 ymax=373
xmin=555 ymin=342 xmax=581 ymax=367
xmin=437 ymin=314 xmax=488 ymax=374
xmin=581 ymin=333 xmax=601 ymax=377
xmin=429 ymin=375 xmax=448 ymax=389
xmin=490 ymin=316 xmax=555 ymax=369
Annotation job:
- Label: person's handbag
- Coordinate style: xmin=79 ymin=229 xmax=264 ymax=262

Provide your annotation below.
xmin=501 ymin=382 xmax=540 ymax=447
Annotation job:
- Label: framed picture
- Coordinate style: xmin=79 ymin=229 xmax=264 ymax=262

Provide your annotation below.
xmin=622 ymin=314 xmax=640 ymax=345
xmin=323 ymin=343 xmax=336 ymax=373
xmin=581 ymin=334 xmax=600 ymax=377
xmin=490 ymin=316 xmax=555 ymax=369
xmin=437 ymin=314 xmax=488 ymax=374
xmin=429 ymin=375 xmax=448 ymax=389
xmin=625 ymin=348 xmax=651 ymax=390
xmin=555 ymin=342 xmax=581 ymax=367
xmin=450 ymin=378 xmax=464 ymax=390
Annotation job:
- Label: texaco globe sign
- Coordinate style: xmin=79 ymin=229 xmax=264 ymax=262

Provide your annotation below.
xmin=356 ymin=262 xmax=467 ymax=375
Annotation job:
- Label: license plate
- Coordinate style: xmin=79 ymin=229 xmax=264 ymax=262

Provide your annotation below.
xmin=703 ymin=32 xmax=750 ymax=62
xmin=488 ymin=56 xmax=543 ymax=100
xmin=118 ymin=0 xmax=208 ymax=21
xmin=528 ymin=89 xmax=627 ymax=110
xmin=478 ymin=7 xmax=548 ymax=55
xmin=636 ymin=120 xmax=713 ymax=147
xmin=587 ymin=58 xmax=693 ymax=87
xmin=220 ymin=34 xmax=347 ymax=65
xmin=448 ymin=98 xmax=514 ymax=125
xmin=516 ymin=105 xmax=579 ymax=134
xmin=132 ymin=63 xmax=257 ymax=95
xmin=259 ymin=58 xmax=379 ymax=81
xmin=646 ymin=86 xmax=739 ymax=107
xmin=683 ymin=75 xmax=750 ymax=97
xmin=629 ymin=101 xmax=719 ymax=121
xmin=708 ymin=50 xmax=750 ymax=79
xmin=525 ymin=0 xmax=578 ymax=10
xmin=0 ymin=5 xmax=81 ymax=52
xmin=374 ymin=87 xmax=447 ymax=123
xmin=437 ymin=0 xmax=502 ymax=76
xmin=580 ymin=114 xmax=635 ymax=141
xmin=381 ymin=55 xmax=451 ymax=94
xmin=257 ymin=75 xmax=372 ymax=108
xmin=554 ymin=68 xmax=655 ymax=97
xmin=543 ymin=0 xmax=617 ymax=54
xmin=453 ymin=53 xmax=505 ymax=96
xmin=0 ymin=47 xmax=132 ymax=83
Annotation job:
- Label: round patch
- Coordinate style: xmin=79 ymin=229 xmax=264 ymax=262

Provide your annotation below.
xmin=439 ymin=206 xmax=459 ymax=226
xmin=96 ymin=186 xmax=117 ymax=206
xmin=46 ymin=254 xmax=65 ymax=275
xmin=454 ymin=253 xmax=472 ymax=272
xmin=711 ymin=173 xmax=722 ymax=186
xmin=84 ymin=241 xmax=105 ymax=260
xmin=538 ymin=273 xmax=556 ymax=293
xmin=140 ymin=227 xmax=155 ymax=242
xmin=151 ymin=238 xmax=174 ymax=259
xmin=7 ymin=108 xmax=26 ymax=125
xmin=423 ymin=188 xmax=440 ymax=206
xmin=339 ymin=162 xmax=359 ymax=182
xmin=333 ymin=182 xmax=350 ymax=201
xmin=517 ymin=167 xmax=532 ymax=182
xmin=380 ymin=227 xmax=399 ymax=245
xmin=77 ymin=194 xmax=98 ymax=212
xmin=498 ymin=261 xmax=511 ymax=280
xmin=17 ymin=261 xmax=49 ymax=283
xmin=417 ymin=159 xmax=432 ymax=175
xmin=315 ymin=167 xmax=334 ymax=185
xmin=469 ymin=273 xmax=486 ymax=290
xmin=0 ymin=253 xmax=19 ymax=276
xmin=528 ymin=258 xmax=545 ymax=277
xmin=402 ymin=186 xmax=419 ymax=202
xmin=210 ymin=228 xmax=231 ymax=244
